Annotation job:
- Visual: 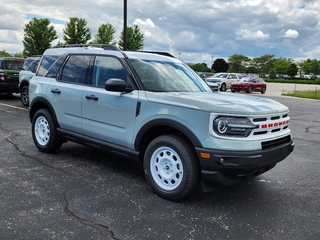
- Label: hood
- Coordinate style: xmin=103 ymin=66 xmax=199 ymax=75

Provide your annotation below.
xmin=207 ymin=78 xmax=223 ymax=82
xmin=144 ymin=91 xmax=288 ymax=115
xmin=232 ymin=81 xmax=249 ymax=86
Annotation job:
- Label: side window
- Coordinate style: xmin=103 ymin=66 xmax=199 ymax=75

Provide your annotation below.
xmin=60 ymin=55 xmax=91 ymax=84
xmin=92 ymin=56 xmax=128 ymax=87
xmin=37 ymin=55 xmax=59 ymax=77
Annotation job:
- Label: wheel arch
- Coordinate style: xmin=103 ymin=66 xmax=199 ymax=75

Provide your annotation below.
xmin=19 ymin=80 xmax=29 ymax=90
xmin=134 ymin=119 xmax=202 ymax=162
xmin=29 ymin=96 xmax=59 ymax=126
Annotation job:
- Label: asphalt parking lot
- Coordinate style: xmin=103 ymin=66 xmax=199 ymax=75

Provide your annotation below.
xmin=0 ymin=84 xmax=319 ymax=240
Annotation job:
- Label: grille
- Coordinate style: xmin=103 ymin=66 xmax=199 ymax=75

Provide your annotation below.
xmin=249 ymin=113 xmax=290 ymax=138
xmin=262 ymin=135 xmax=291 ymax=150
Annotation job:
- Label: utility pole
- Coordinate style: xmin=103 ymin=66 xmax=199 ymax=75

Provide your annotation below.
xmin=123 ymin=0 xmax=127 ymax=50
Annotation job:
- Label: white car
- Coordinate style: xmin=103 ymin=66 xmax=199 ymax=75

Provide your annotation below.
xmin=205 ymin=79 xmax=219 ymax=91
xmin=19 ymin=58 xmax=40 ymax=106
xmin=206 ymin=73 xmax=241 ymax=91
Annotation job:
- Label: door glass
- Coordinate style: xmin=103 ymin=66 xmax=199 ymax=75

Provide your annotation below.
xmin=61 ymin=55 xmax=91 ymax=84
xmin=92 ymin=56 xmax=128 ymax=87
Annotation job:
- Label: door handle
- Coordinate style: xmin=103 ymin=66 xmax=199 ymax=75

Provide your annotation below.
xmin=51 ymin=89 xmax=61 ymax=94
xmin=85 ymin=95 xmax=98 ymax=101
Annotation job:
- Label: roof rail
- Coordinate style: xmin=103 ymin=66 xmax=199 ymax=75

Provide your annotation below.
xmin=139 ymin=51 xmax=175 ymax=58
xmin=52 ymin=44 xmax=120 ymax=51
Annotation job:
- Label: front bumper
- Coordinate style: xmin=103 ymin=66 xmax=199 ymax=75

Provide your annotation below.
xmin=195 ymin=139 xmax=294 ymax=187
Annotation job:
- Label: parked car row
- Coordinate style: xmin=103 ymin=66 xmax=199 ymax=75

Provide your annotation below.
xmin=204 ymin=73 xmax=267 ymax=94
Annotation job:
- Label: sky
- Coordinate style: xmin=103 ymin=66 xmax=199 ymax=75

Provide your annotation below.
xmin=1 ymin=0 xmax=320 ymax=64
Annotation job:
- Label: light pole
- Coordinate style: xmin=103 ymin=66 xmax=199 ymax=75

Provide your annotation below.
xmin=123 ymin=0 xmax=127 ymax=50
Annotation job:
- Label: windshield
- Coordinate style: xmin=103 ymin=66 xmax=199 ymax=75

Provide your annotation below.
xmin=239 ymin=77 xmax=254 ymax=82
xmin=214 ymin=73 xmax=227 ymax=78
xmin=128 ymin=59 xmax=211 ymax=92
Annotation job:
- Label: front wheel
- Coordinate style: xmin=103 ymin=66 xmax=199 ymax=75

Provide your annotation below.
xmin=20 ymin=86 xmax=29 ymax=106
xmin=246 ymin=86 xmax=253 ymax=93
xmin=32 ymin=109 xmax=62 ymax=153
xmin=220 ymin=83 xmax=227 ymax=91
xmin=143 ymin=134 xmax=201 ymax=201
xmin=261 ymin=86 xmax=266 ymax=94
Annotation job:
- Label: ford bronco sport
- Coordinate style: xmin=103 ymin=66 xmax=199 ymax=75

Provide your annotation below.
xmin=0 ymin=57 xmax=25 ymax=95
xmin=29 ymin=44 xmax=294 ymax=201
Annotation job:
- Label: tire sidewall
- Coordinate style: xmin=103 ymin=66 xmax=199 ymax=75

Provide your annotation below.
xmin=32 ymin=109 xmax=61 ymax=153
xmin=21 ymin=86 xmax=29 ymax=106
xmin=143 ymin=135 xmax=200 ymax=200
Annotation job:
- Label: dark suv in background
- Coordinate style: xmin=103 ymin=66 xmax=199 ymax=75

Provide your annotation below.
xmin=0 ymin=57 xmax=25 ymax=95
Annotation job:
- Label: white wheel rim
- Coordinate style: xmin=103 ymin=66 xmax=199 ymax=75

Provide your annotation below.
xmin=34 ymin=116 xmax=50 ymax=146
xmin=150 ymin=146 xmax=183 ymax=191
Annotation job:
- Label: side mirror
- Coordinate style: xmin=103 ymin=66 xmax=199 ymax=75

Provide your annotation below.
xmin=105 ymin=78 xmax=133 ymax=93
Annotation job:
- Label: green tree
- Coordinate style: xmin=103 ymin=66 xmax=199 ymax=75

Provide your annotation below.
xmin=0 ymin=50 xmax=11 ymax=57
xmin=274 ymin=57 xmax=292 ymax=75
xmin=212 ymin=58 xmax=229 ymax=73
xmin=190 ymin=63 xmax=209 ymax=72
xmin=252 ymin=54 xmax=275 ymax=75
xmin=63 ymin=17 xmax=91 ymax=44
xmin=92 ymin=23 xmax=116 ymax=44
xmin=118 ymin=25 xmax=144 ymax=51
xmin=22 ymin=18 xmax=58 ymax=56
xmin=228 ymin=54 xmax=250 ymax=73
xmin=269 ymin=68 xmax=277 ymax=79
xmin=287 ymin=63 xmax=298 ymax=78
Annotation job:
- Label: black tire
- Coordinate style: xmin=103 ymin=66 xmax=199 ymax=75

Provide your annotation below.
xmin=20 ymin=86 xmax=29 ymax=106
xmin=247 ymin=86 xmax=253 ymax=93
xmin=231 ymin=90 xmax=235 ymax=93
xmin=220 ymin=83 xmax=227 ymax=92
xmin=143 ymin=134 xmax=201 ymax=201
xmin=261 ymin=86 xmax=266 ymax=94
xmin=32 ymin=109 xmax=62 ymax=153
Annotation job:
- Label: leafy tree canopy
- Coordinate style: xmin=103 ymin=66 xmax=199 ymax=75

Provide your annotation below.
xmin=22 ymin=18 xmax=58 ymax=56
xmin=118 ymin=25 xmax=144 ymax=51
xmin=0 ymin=50 xmax=11 ymax=57
xmin=228 ymin=54 xmax=250 ymax=73
xmin=212 ymin=58 xmax=229 ymax=73
xmin=92 ymin=23 xmax=116 ymax=44
xmin=287 ymin=63 xmax=298 ymax=78
xmin=63 ymin=17 xmax=92 ymax=44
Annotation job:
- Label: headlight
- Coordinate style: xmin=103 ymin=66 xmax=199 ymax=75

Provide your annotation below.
xmin=213 ymin=116 xmax=258 ymax=137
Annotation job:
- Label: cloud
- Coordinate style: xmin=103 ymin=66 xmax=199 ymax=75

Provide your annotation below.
xmin=235 ymin=29 xmax=270 ymax=40
xmin=284 ymin=29 xmax=299 ymax=38
xmin=1 ymin=0 xmax=320 ymax=62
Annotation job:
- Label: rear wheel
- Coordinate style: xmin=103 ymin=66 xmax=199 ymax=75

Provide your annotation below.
xmin=32 ymin=109 xmax=62 ymax=153
xmin=220 ymin=83 xmax=226 ymax=91
xmin=143 ymin=134 xmax=201 ymax=201
xmin=20 ymin=86 xmax=29 ymax=106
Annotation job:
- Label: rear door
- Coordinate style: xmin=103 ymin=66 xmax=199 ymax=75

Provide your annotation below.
xmin=49 ymin=54 xmax=92 ymax=134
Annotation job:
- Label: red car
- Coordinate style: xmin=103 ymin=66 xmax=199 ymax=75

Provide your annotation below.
xmin=230 ymin=76 xmax=266 ymax=94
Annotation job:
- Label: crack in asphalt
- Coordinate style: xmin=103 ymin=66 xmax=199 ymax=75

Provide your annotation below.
xmin=3 ymin=131 xmax=122 ymax=239
xmin=62 ymin=182 xmax=121 ymax=240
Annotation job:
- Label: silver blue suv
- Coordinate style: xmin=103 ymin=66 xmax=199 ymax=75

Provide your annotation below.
xmin=29 ymin=44 xmax=294 ymax=201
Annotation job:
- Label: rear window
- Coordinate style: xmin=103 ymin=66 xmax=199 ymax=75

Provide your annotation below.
xmin=2 ymin=59 xmax=24 ymax=70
